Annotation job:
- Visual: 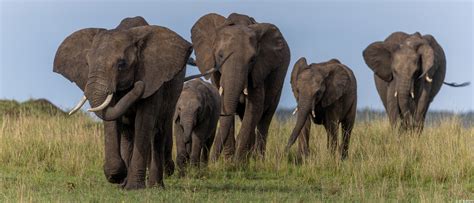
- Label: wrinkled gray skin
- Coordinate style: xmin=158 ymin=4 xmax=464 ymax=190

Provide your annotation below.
xmin=53 ymin=16 xmax=192 ymax=189
xmin=285 ymin=58 xmax=357 ymax=160
xmin=191 ymin=13 xmax=290 ymax=161
xmin=363 ymin=32 xmax=463 ymax=132
xmin=174 ymin=79 xmax=220 ymax=175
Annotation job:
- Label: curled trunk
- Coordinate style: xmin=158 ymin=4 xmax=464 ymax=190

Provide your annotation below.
xmin=286 ymin=99 xmax=312 ymax=149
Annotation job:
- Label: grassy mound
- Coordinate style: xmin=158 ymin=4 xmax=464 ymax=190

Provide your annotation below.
xmin=0 ymin=99 xmax=66 ymax=117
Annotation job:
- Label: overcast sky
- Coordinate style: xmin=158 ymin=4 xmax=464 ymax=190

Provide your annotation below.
xmin=1 ymin=0 xmax=473 ymax=111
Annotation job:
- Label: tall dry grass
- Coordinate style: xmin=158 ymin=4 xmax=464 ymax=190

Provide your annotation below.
xmin=0 ymin=112 xmax=472 ymax=201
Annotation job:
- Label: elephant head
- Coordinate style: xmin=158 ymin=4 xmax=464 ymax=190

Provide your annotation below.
xmin=363 ymin=32 xmax=438 ymax=125
xmin=54 ymin=17 xmax=192 ymax=121
xmin=286 ymin=57 xmax=350 ymax=148
xmin=190 ymin=13 xmax=288 ymax=134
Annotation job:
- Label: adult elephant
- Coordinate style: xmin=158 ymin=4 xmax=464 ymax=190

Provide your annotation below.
xmin=53 ymin=16 xmax=192 ymax=189
xmin=363 ymin=32 xmax=469 ymax=131
xmin=190 ymin=13 xmax=290 ymax=161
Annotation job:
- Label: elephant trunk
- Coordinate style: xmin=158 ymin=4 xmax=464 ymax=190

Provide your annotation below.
xmin=179 ymin=113 xmax=195 ymax=144
xmin=397 ymin=79 xmax=414 ymax=126
xmin=286 ymin=98 xmax=312 ymax=150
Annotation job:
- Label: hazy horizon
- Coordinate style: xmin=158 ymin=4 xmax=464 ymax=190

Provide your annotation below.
xmin=1 ymin=0 xmax=473 ymax=112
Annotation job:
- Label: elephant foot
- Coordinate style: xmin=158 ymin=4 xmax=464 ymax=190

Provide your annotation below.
xmin=122 ymin=181 xmax=146 ymax=190
xmin=164 ymin=160 xmax=175 ymax=177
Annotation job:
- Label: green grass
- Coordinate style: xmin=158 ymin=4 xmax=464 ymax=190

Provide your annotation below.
xmin=0 ymin=102 xmax=473 ymax=201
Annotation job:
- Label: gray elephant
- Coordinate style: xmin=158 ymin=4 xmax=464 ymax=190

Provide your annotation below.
xmin=53 ymin=16 xmax=192 ymax=189
xmin=285 ymin=57 xmax=357 ymax=160
xmin=190 ymin=13 xmax=291 ymax=161
xmin=363 ymin=32 xmax=469 ymax=131
xmin=174 ymin=78 xmax=220 ymax=175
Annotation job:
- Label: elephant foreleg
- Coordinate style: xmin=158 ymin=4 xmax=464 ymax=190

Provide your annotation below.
xmin=103 ymin=121 xmax=127 ymax=184
xmin=190 ymin=133 xmax=202 ymax=167
xmin=414 ymin=87 xmax=432 ymax=132
xmin=235 ymin=87 xmax=265 ymax=161
xmin=324 ymin=120 xmax=339 ymax=157
xmin=201 ymin=128 xmax=215 ymax=165
xmin=120 ymin=122 xmax=134 ymax=169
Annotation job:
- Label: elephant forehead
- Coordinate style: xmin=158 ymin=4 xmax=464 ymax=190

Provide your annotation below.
xmin=91 ymin=32 xmax=132 ymax=53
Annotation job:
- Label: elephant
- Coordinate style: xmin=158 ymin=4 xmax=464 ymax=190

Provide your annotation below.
xmin=363 ymin=32 xmax=469 ymax=131
xmin=174 ymin=78 xmax=220 ymax=175
xmin=190 ymin=13 xmax=291 ymax=161
xmin=285 ymin=57 xmax=357 ymax=160
xmin=53 ymin=16 xmax=192 ymax=189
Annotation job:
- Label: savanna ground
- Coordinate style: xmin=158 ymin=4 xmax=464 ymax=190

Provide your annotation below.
xmin=0 ymin=100 xmax=473 ymax=201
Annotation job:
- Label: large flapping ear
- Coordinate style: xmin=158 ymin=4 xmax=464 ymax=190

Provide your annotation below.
xmin=321 ymin=63 xmax=351 ymax=107
xmin=129 ymin=25 xmax=192 ymax=98
xmin=249 ymin=23 xmax=290 ymax=88
xmin=362 ymin=41 xmax=394 ymax=82
xmin=420 ymin=34 xmax=440 ymax=79
xmin=53 ymin=28 xmax=106 ymax=91
xmin=290 ymin=57 xmax=308 ymax=99
xmin=115 ymin=16 xmax=149 ymax=30
xmin=191 ymin=13 xmax=226 ymax=79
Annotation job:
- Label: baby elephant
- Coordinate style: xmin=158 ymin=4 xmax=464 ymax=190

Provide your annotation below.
xmin=174 ymin=78 xmax=220 ymax=174
xmin=285 ymin=57 xmax=357 ymax=160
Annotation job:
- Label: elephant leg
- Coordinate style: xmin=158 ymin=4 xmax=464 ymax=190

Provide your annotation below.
xmin=386 ymin=86 xmax=400 ymax=130
xmin=297 ymin=116 xmax=312 ymax=159
xmin=211 ymin=115 xmax=233 ymax=162
xmin=175 ymin=123 xmax=188 ymax=177
xmin=340 ymin=103 xmax=356 ymax=160
xmin=222 ymin=116 xmax=236 ymax=160
xmin=163 ymin=123 xmax=175 ymax=177
xmin=103 ymin=120 xmax=127 ymax=184
xmin=190 ymin=133 xmax=202 ymax=167
xmin=120 ymin=122 xmax=134 ymax=169
xmin=254 ymin=106 xmax=277 ymax=159
xmin=324 ymin=120 xmax=339 ymax=157
xmin=201 ymin=128 xmax=215 ymax=165
xmin=414 ymin=87 xmax=431 ymax=133
xmin=124 ymin=99 xmax=156 ymax=190
xmin=235 ymin=87 xmax=265 ymax=161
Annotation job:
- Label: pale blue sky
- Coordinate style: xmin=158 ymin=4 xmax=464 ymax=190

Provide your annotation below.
xmin=1 ymin=0 xmax=473 ymax=111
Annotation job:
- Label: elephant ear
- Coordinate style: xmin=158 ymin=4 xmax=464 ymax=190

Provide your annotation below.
xmin=53 ymin=28 xmax=106 ymax=91
xmin=129 ymin=25 xmax=192 ymax=98
xmin=249 ymin=23 xmax=290 ymax=88
xmin=191 ymin=13 xmax=226 ymax=79
xmin=226 ymin=13 xmax=257 ymax=25
xmin=321 ymin=63 xmax=350 ymax=107
xmin=291 ymin=57 xmax=309 ymax=100
xmin=362 ymin=41 xmax=394 ymax=82
xmin=420 ymin=34 xmax=441 ymax=78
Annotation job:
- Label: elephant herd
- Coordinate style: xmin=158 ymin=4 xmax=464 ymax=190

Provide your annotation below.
xmin=53 ymin=13 xmax=468 ymax=190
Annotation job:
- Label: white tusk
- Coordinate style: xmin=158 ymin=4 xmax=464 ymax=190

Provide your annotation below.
xmin=425 ymin=75 xmax=433 ymax=83
xmin=88 ymin=94 xmax=113 ymax=112
xmin=410 ymin=92 xmax=415 ymax=99
xmin=243 ymin=88 xmax=248 ymax=96
xmin=292 ymin=107 xmax=298 ymax=115
xmin=219 ymin=87 xmax=223 ymax=96
xmin=68 ymin=95 xmax=87 ymax=116
xmin=312 ymin=110 xmax=316 ymax=118
xmin=394 ymin=91 xmax=398 ymax=97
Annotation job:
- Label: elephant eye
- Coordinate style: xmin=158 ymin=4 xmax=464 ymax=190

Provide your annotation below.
xmin=315 ymin=90 xmax=322 ymax=97
xmin=117 ymin=59 xmax=127 ymax=71
xmin=249 ymin=56 xmax=257 ymax=64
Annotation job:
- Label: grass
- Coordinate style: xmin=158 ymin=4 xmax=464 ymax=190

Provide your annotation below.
xmin=0 ymin=102 xmax=473 ymax=201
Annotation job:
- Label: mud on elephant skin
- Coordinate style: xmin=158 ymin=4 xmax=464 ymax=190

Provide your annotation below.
xmin=174 ymin=79 xmax=220 ymax=176
xmin=191 ymin=13 xmax=291 ymax=161
xmin=53 ymin=16 xmax=192 ymax=189
xmin=363 ymin=32 xmax=469 ymax=132
xmin=285 ymin=57 xmax=357 ymax=160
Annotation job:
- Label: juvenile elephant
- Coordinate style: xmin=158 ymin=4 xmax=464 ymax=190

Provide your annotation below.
xmin=363 ymin=32 xmax=469 ymax=131
xmin=191 ymin=13 xmax=291 ymax=161
xmin=285 ymin=57 xmax=357 ymax=160
xmin=53 ymin=16 xmax=192 ymax=189
xmin=174 ymin=78 xmax=220 ymax=175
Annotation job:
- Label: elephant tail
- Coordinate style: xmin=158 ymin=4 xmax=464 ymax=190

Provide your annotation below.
xmin=187 ymin=57 xmax=197 ymax=66
xmin=443 ymin=81 xmax=470 ymax=87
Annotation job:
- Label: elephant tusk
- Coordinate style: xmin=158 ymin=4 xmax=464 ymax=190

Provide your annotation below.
xmin=219 ymin=87 xmax=223 ymax=96
xmin=410 ymin=92 xmax=415 ymax=99
xmin=68 ymin=95 xmax=87 ymax=116
xmin=292 ymin=107 xmax=298 ymax=115
xmin=312 ymin=110 xmax=316 ymax=118
xmin=243 ymin=88 xmax=248 ymax=96
xmin=394 ymin=91 xmax=398 ymax=97
xmin=88 ymin=94 xmax=113 ymax=112
xmin=425 ymin=75 xmax=433 ymax=83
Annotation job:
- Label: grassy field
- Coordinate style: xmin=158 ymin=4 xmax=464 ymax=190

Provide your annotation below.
xmin=0 ymin=102 xmax=473 ymax=201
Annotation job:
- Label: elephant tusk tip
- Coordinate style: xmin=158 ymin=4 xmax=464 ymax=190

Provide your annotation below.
xmin=292 ymin=107 xmax=298 ymax=115
xmin=425 ymin=75 xmax=433 ymax=83
xmin=394 ymin=91 xmax=398 ymax=97
xmin=410 ymin=92 xmax=415 ymax=99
